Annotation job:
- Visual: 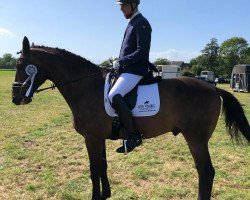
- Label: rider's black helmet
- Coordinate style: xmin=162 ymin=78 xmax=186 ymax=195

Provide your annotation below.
xmin=116 ymin=0 xmax=140 ymax=5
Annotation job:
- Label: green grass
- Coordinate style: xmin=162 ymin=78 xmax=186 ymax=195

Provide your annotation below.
xmin=1 ymin=71 xmax=250 ymax=199
xmin=0 ymin=69 xmax=15 ymax=77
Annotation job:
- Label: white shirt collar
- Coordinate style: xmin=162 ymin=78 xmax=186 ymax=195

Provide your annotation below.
xmin=128 ymin=10 xmax=140 ymax=22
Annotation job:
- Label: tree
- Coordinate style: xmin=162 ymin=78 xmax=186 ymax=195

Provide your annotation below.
xmin=0 ymin=57 xmax=3 ymax=68
xmin=99 ymin=58 xmax=119 ymax=68
xmin=8 ymin=59 xmax=17 ymax=69
xmin=153 ymin=58 xmax=170 ymax=66
xmin=99 ymin=59 xmax=111 ymax=68
xmin=2 ymin=53 xmax=13 ymax=62
xmin=241 ymin=47 xmax=250 ymax=64
xmin=189 ymin=38 xmax=220 ymax=76
xmin=201 ymin=38 xmax=220 ymax=73
xmin=0 ymin=53 xmax=17 ymax=69
xmin=190 ymin=55 xmax=205 ymax=75
xmin=219 ymin=37 xmax=249 ymax=77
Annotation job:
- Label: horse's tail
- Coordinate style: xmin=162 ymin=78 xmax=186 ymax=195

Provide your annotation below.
xmin=216 ymin=88 xmax=250 ymax=143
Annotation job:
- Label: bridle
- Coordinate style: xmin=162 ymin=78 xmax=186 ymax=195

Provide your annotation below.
xmin=13 ymin=68 xmax=103 ymax=100
xmin=13 ymin=61 xmax=109 ymax=98
xmin=36 ymin=71 xmax=103 ymax=93
xmin=12 ymin=64 xmax=38 ymax=98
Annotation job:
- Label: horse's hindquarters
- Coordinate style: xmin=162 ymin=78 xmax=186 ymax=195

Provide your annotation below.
xmin=134 ymin=78 xmax=221 ymax=140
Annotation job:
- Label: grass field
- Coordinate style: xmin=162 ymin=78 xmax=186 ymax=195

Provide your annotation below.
xmin=0 ymin=70 xmax=249 ymax=200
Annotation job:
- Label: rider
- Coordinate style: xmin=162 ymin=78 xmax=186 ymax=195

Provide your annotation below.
xmin=108 ymin=0 xmax=152 ymax=153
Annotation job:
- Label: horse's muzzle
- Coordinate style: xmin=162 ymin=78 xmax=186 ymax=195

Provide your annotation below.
xmin=12 ymin=96 xmax=32 ymax=105
xmin=12 ymin=82 xmax=32 ymax=105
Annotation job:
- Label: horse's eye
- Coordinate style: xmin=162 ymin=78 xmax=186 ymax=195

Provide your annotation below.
xmin=16 ymin=58 xmax=26 ymax=70
xmin=17 ymin=57 xmax=25 ymax=64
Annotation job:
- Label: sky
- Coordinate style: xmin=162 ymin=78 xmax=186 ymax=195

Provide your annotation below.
xmin=0 ymin=0 xmax=250 ymax=64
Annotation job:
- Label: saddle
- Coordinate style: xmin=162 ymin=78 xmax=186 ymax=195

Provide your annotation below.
xmin=112 ymin=70 xmax=161 ymax=108
xmin=104 ymin=70 xmax=161 ymax=117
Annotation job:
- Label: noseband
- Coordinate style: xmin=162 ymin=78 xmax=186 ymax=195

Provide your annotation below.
xmin=12 ymin=64 xmax=38 ymax=98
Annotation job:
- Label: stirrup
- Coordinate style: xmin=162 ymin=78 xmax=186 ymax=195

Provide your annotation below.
xmin=116 ymin=137 xmax=142 ymax=154
xmin=124 ymin=140 xmax=128 ymax=154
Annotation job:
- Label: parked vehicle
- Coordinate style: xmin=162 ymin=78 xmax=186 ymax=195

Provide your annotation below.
xmin=215 ymin=77 xmax=230 ymax=84
xmin=156 ymin=65 xmax=182 ymax=79
xmin=230 ymin=64 xmax=250 ymax=92
xmin=195 ymin=76 xmax=216 ymax=86
xmin=200 ymin=71 xmax=215 ymax=82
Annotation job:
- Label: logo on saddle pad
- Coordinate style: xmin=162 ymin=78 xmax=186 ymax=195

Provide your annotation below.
xmin=104 ymin=73 xmax=160 ymax=117
xmin=137 ymin=100 xmax=156 ymax=113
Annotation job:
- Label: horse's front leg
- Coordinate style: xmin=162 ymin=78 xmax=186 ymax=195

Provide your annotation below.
xmin=101 ymin=142 xmax=111 ymax=199
xmin=85 ymin=136 xmax=105 ymax=200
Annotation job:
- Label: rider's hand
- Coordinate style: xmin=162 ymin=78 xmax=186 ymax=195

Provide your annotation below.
xmin=113 ymin=60 xmax=120 ymax=70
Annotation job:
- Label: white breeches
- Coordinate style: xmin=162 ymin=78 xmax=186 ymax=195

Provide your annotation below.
xmin=108 ymin=73 xmax=143 ymax=103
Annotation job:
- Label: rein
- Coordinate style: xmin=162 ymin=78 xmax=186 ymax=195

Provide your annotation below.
xmin=36 ymin=71 xmax=103 ymax=93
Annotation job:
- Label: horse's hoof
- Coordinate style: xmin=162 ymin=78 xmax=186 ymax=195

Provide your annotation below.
xmin=101 ymin=192 xmax=111 ymax=199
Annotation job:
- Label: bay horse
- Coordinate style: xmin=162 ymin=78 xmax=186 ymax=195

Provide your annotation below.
xmin=12 ymin=37 xmax=250 ymax=200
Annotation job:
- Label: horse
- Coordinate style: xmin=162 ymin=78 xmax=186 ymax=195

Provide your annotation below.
xmin=12 ymin=37 xmax=250 ymax=200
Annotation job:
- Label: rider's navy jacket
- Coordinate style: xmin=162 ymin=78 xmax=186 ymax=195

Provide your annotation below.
xmin=119 ymin=13 xmax=152 ymax=76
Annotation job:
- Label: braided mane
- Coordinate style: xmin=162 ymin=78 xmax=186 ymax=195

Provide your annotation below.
xmin=31 ymin=45 xmax=99 ymax=70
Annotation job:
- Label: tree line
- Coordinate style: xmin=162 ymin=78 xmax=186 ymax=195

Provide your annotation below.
xmin=190 ymin=37 xmax=250 ymax=78
xmin=0 ymin=53 xmax=17 ymax=69
xmin=100 ymin=37 xmax=250 ymax=78
xmin=2 ymin=37 xmax=250 ymax=78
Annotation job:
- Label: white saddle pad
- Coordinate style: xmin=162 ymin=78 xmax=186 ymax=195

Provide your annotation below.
xmin=104 ymin=73 xmax=160 ymax=117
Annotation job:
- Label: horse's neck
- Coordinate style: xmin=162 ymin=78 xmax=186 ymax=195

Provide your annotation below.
xmin=38 ymin=51 xmax=106 ymax=123
xmin=55 ymin=71 xmax=105 ymax=113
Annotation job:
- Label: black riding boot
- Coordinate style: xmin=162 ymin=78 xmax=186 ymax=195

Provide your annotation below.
xmin=112 ymin=94 xmax=142 ymax=153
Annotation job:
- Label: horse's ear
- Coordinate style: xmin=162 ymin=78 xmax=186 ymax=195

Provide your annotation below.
xmin=22 ymin=36 xmax=30 ymax=58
